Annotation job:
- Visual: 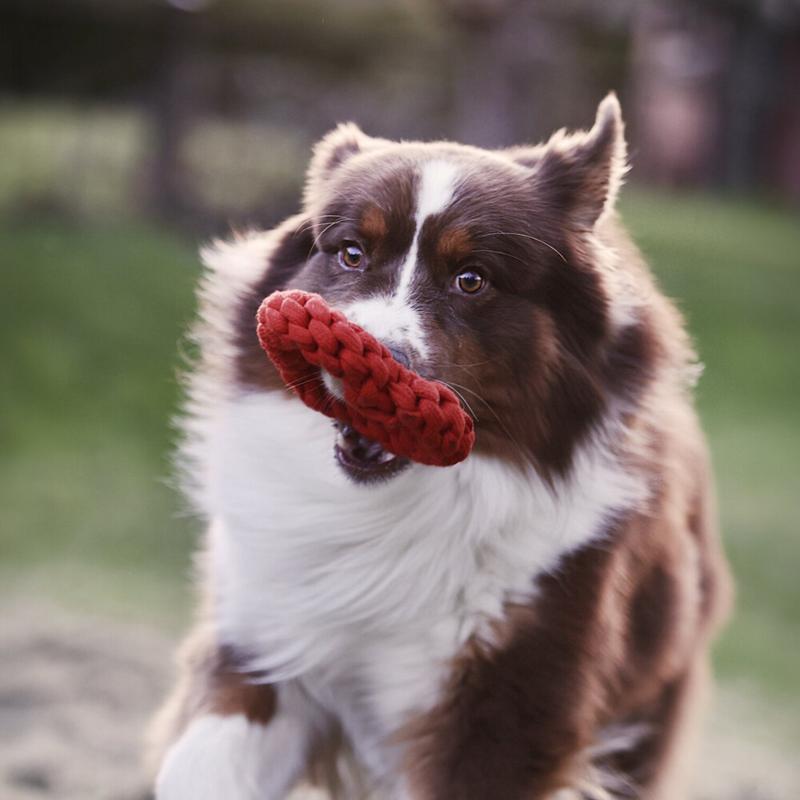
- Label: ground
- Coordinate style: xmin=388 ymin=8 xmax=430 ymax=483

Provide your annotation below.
xmin=1 ymin=598 xmax=798 ymax=800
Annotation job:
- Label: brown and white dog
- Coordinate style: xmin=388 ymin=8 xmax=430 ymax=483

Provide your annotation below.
xmin=149 ymin=95 xmax=731 ymax=799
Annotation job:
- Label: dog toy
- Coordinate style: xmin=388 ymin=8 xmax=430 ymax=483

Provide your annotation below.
xmin=256 ymin=290 xmax=475 ymax=466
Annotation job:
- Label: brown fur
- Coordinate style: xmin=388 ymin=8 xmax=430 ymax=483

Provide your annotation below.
xmin=360 ymin=205 xmax=389 ymax=241
xmin=437 ymin=226 xmax=473 ymax=261
xmin=401 ymin=411 xmax=730 ymax=799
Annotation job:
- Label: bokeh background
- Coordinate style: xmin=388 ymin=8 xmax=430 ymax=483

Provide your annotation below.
xmin=1 ymin=1 xmax=799 ymax=798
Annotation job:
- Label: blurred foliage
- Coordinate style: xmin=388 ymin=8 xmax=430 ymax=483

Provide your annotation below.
xmin=184 ymin=119 xmax=308 ymax=216
xmin=0 ymin=105 xmax=146 ymax=221
xmin=0 ymin=104 xmax=311 ymax=227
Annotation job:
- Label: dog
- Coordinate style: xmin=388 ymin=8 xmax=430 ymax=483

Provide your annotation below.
xmin=149 ymin=94 xmax=731 ymax=799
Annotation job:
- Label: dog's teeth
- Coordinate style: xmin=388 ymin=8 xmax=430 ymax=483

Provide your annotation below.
xmin=363 ymin=442 xmax=383 ymax=460
xmin=334 ymin=424 xmax=397 ymax=468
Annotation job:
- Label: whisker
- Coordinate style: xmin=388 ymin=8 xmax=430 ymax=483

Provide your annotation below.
xmin=438 ymin=380 xmax=480 ymax=421
xmin=301 ymin=216 xmax=361 ymax=258
xmin=448 ymin=363 xmax=485 ymax=386
xmin=442 ymin=359 xmax=492 ymax=369
xmin=471 ymin=247 xmax=529 ymax=267
xmin=314 ymin=219 xmax=345 ymax=244
xmin=476 ymin=231 xmax=567 ymax=263
xmin=444 ymin=380 xmax=525 ymax=456
xmin=437 ymin=359 xmax=489 ymax=388
xmin=296 ymin=213 xmax=352 ymax=233
xmin=442 ymin=380 xmax=488 ymax=407
xmin=285 ymin=373 xmax=323 ymax=392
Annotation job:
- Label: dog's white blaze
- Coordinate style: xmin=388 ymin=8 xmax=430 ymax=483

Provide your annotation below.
xmin=155 ymin=708 xmax=311 ymax=800
xmin=344 ymin=160 xmax=459 ymax=359
xmin=184 ymin=389 xmax=647 ymax=784
xmin=343 ymin=294 xmax=430 ymax=360
xmin=396 ymin=159 xmax=460 ymax=302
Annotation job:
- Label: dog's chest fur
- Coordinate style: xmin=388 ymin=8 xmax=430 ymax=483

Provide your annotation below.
xmin=196 ymin=389 xmax=644 ymax=776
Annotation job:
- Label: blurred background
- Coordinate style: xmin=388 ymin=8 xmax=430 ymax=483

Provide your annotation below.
xmin=1 ymin=1 xmax=798 ymax=798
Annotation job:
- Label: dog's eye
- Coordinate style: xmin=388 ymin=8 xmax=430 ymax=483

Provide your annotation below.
xmin=338 ymin=242 xmax=365 ymax=271
xmin=454 ymin=270 xmax=486 ymax=295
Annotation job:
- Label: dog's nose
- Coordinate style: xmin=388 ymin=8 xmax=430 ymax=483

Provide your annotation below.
xmin=385 ymin=342 xmax=411 ymax=369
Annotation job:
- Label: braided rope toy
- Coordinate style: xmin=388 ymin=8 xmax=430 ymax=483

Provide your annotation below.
xmin=256 ymin=290 xmax=475 ymax=467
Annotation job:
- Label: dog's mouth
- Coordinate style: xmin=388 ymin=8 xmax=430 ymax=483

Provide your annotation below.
xmin=333 ymin=421 xmax=411 ymax=484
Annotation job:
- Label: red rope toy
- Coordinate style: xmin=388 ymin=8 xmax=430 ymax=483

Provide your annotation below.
xmin=256 ymin=290 xmax=475 ymax=467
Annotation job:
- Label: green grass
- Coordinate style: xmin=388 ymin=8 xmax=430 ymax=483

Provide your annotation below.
xmin=1 ymin=190 xmax=799 ymax=700
xmin=0 ymin=223 xmax=199 ymax=623
xmin=620 ymin=190 xmax=800 ymax=699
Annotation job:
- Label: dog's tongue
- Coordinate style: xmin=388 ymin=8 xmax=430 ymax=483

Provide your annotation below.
xmin=256 ymin=289 xmax=475 ymax=467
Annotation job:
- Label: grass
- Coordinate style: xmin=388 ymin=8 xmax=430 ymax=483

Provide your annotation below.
xmin=620 ymin=190 xmax=800 ymax=700
xmin=0 ymin=223 xmax=199 ymax=624
xmin=1 ymin=190 xmax=799 ymax=705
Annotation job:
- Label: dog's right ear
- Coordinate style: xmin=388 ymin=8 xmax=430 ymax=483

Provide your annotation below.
xmin=305 ymin=123 xmax=376 ymax=201
xmin=509 ymin=94 xmax=628 ymax=230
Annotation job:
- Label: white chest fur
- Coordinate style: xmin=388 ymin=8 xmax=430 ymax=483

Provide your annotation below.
xmin=186 ymin=390 xmax=644 ymax=778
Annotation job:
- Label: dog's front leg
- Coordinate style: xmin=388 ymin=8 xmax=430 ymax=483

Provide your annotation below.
xmin=151 ymin=626 xmax=321 ymax=800
xmin=155 ymin=699 xmax=311 ymax=800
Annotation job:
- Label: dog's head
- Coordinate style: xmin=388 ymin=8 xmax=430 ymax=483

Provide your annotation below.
xmin=232 ymin=95 xmax=655 ymax=484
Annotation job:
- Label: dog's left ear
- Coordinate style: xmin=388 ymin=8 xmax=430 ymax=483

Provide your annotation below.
xmin=305 ymin=123 xmax=380 ymax=202
xmin=514 ymin=93 xmax=628 ymax=229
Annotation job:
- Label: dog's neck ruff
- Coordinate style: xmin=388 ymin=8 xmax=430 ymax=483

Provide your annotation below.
xmin=189 ymin=390 xmax=645 ymax=682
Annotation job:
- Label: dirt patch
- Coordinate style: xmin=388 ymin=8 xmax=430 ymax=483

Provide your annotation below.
xmin=2 ymin=600 xmax=796 ymax=799
xmin=1 ymin=600 xmax=170 ymax=800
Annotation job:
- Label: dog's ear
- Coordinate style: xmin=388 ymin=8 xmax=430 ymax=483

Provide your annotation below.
xmin=513 ymin=93 xmax=628 ymax=229
xmin=305 ymin=123 xmax=377 ymax=200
